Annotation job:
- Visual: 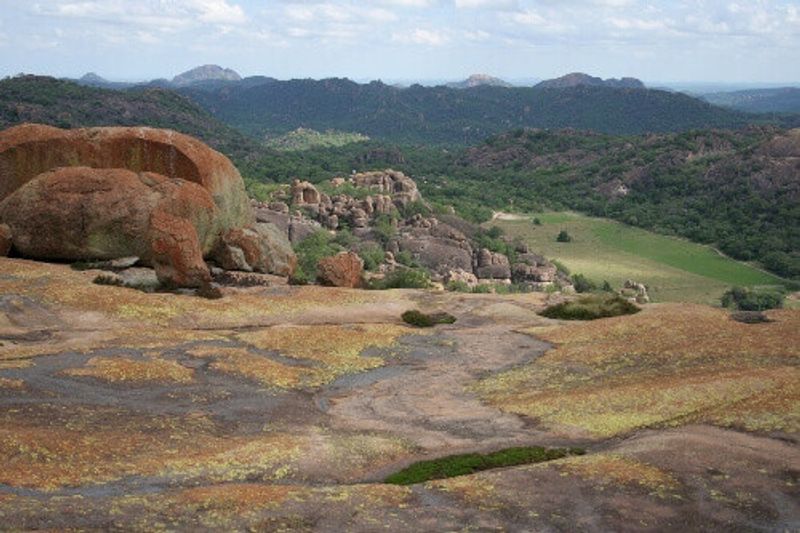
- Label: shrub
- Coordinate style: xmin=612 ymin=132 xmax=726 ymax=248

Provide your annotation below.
xmin=399 ymin=200 xmax=432 ymax=219
xmin=532 ymin=217 xmax=542 ymax=226
xmin=401 ymin=310 xmax=456 ymax=328
xmin=293 ymin=231 xmax=340 ymax=282
xmin=601 ymin=280 xmax=614 ymax=292
xmin=540 ymin=294 xmax=640 ymax=321
xmin=359 ymin=244 xmax=386 ymax=272
xmin=556 ymin=230 xmax=572 ymax=243
xmin=369 ymin=268 xmax=431 ymax=290
xmin=394 ymin=250 xmax=417 ymax=267
xmin=571 ymin=273 xmax=598 ymax=293
xmin=373 ymin=214 xmax=397 ymax=245
xmin=721 ymin=287 xmax=784 ymax=311
xmin=472 ymin=284 xmax=493 ymax=294
xmin=446 ymin=280 xmax=472 ymax=293
xmin=385 ymin=446 xmax=584 ymax=485
xmin=332 ymin=229 xmax=357 ymax=249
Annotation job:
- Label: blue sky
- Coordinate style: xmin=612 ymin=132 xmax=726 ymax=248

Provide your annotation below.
xmin=1 ymin=0 xmax=799 ymax=83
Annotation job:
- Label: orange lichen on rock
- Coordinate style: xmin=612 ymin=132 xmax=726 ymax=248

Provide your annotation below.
xmin=477 ymin=304 xmax=800 ymax=437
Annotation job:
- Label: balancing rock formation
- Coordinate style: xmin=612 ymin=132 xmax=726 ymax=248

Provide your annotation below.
xmin=0 ymin=124 xmax=295 ymax=287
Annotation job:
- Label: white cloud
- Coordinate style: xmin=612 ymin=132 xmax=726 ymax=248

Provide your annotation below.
xmin=455 ymin=0 xmax=518 ymax=10
xmin=33 ymin=0 xmax=247 ymax=31
xmin=392 ymin=28 xmax=450 ymax=45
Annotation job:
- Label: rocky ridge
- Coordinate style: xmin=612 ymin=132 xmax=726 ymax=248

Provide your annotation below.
xmin=255 ymin=169 xmax=564 ymax=289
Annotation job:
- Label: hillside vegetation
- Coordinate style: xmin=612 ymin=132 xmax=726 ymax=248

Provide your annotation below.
xmin=703 ymin=87 xmax=800 ymax=114
xmin=0 ymin=75 xmax=259 ymax=161
xmin=178 ymin=78 xmax=756 ymax=143
xmin=238 ymin=128 xmax=800 ymax=280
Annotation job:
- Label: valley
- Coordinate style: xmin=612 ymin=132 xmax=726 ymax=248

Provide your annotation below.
xmin=493 ymin=212 xmax=785 ymax=304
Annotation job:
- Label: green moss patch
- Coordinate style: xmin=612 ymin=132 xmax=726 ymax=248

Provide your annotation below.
xmin=385 ymin=446 xmax=583 ymax=485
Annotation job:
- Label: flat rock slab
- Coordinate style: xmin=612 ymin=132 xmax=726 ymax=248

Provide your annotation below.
xmin=0 ymin=258 xmax=797 ymax=531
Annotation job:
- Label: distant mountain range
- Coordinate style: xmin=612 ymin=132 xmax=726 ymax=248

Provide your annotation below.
xmin=6 ymin=67 xmax=799 ymax=145
xmin=177 ymin=76 xmax=753 ymax=143
xmin=702 ymin=87 xmax=800 ymax=114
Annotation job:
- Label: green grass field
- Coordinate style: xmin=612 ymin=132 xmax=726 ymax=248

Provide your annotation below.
xmin=493 ymin=212 xmax=786 ymax=304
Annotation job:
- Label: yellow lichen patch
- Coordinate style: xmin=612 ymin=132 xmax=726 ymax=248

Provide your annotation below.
xmin=319 ymin=483 xmax=412 ymax=507
xmin=0 ymin=359 xmax=32 ymax=369
xmin=238 ymin=324 xmax=415 ymax=387
xmin=556 ymin=454 xmax=679 ymax=495
xmin=185 ymin=346 xmax=306 ymax=389
xmin=61 ymin=356 xmax=194 ymax=384
xmin=0 ymin=377 xmax=24 ymax=389
xmin=477 ymin=304 xmax=800 ymax=437
xmin=314 ymin=432 xmax=414 ymax=478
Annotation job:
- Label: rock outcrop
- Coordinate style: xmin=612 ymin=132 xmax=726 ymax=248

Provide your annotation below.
xmin=0 ymin=124 xmax=296 ymax=288
xmin=474 ymin=248 xmax=511 ymax=280
xmin=317 ymin=252 xmax=364 ymax=288
xmin=211 ymin=223 xmax=296 ymax=276
xmin=352 ymin=170 xmax=421 ymax=207
xmin=0 ymin=167 xmax=218 ymax=287
xmin=0 ymin=124 xmax=252 ymax=232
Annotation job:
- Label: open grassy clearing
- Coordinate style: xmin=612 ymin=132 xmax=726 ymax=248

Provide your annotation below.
xmin=493 ymin=212 xmax=785 ymax=304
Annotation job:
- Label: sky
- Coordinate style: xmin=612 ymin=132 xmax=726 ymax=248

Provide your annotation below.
xmin=1 ymin=0 xmax=799 ymax=84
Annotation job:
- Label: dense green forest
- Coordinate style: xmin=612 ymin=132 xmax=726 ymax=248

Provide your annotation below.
xmin=179 ymin=78 xmax=764 ymax=144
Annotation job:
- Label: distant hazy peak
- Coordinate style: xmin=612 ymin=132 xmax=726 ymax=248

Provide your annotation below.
xmin=536 ymin=72 xmax=645 ymax=89
xmin=172 ymin=65 xmax=242 ymax=86
xmin=448 ymin=73 xmax=513 ymax=89
xmin=79 ymin=72 xmax=107 ymax=83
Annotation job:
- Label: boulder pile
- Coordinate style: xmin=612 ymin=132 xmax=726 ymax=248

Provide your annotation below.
xmin=0 ymin=124 xmax=295 ymax=288
xmin=257 ymin=170 xmax=565 ymax=290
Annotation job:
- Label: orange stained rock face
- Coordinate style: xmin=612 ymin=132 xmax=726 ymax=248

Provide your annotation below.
xmin=476 ymin=304 xmax=800 ymax=437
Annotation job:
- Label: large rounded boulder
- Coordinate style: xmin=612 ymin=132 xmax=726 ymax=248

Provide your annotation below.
xmin=0 ymin=167 xmax=217 ymax=287
xmin=0 ymin=124 xmax=252 ymax=231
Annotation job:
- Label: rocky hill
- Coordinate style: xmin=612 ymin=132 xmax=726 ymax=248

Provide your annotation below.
xmin=535 ymin=72 xmax=645 ymax=89
xmin=172 ymin=64 xmax=242 ymax=86
xmin=447 ymin=74 xmax=513 ymax=89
